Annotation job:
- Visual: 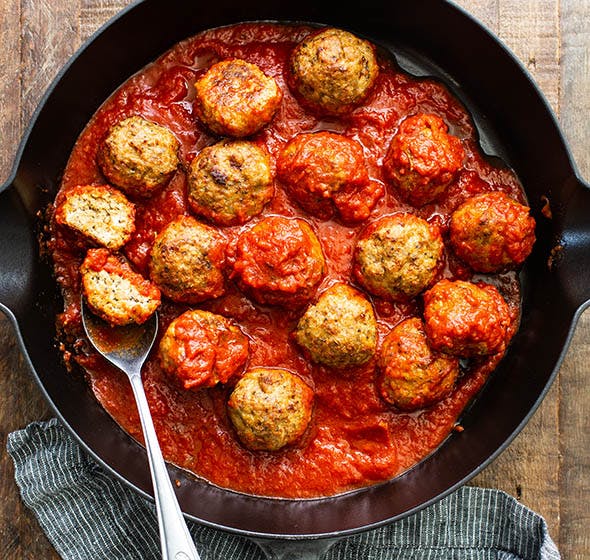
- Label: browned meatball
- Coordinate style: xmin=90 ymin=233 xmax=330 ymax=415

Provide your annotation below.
xmin=294 ymin=283 xmax=377 ymax=369
xmin=97 ymin=116 xmax=180 ymax=197
xmin=230 ymin=216 xmax=325 ymax=308
xmin=149 ymin=216 xmax=226 ymax=304
xmin=383 ymin=113 xmax=465 ymax=207
xmin=54 ymin=184 xmax=135 ymax=250
xmin=378 ymin=317 xmax=459 ymax=411
xmin=353 ymin=213 xmax=444 ymax=301
xmin=449 ymin=191 xmax=536 ymax=273
xmin=158 ymin=309 xmax=249 ymax=390
xmin=288 ymin=27 xmax=379 ymax=116
xmin=227 ymin=367 xmax=314 ymax=451
xmin=423 ymin=279 xmax=511 ymax=357
xmin=276 ymin=131 xmax=382 ymax=222
xmin=187 ymin=140 xmax=274 ymax=226
xmin=194 ymin=58 xmax=283 ymax=137
xmin=81 ymin=248 xmax=161 ymax=326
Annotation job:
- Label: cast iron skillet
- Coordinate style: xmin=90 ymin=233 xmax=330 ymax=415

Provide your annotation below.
xmin=1 ymin=0 xmax=589 ymax=557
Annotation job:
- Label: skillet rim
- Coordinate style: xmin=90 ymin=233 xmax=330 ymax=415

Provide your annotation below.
xmin=1 ymin=0 xmax=588 ymax=540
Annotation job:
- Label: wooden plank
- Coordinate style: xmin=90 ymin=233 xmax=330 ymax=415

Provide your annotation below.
xmin=557 ymin=1 xmax=590 ymax=558
xmin=497 ymin=0 xmax=561 ymax=112
xmin=0 ymin=1 xmax=22 ymax=185
xmin=20 ymin=0 xmax=82 ymax=123
xmin=454 ymin=0 xmax=499 ymax=32
xmin=80 ymin=0 xmax=132 ymax=41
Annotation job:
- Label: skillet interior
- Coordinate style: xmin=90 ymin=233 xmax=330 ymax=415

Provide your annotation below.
xmin=1 ymin=0 xmax=590 ymax=539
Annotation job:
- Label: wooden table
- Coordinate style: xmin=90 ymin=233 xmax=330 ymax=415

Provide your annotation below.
xmin=0 ymin=1 xmax=588 ymax=558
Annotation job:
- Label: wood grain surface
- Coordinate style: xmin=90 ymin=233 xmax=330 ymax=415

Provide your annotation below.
xmin=0 ymin=1 xmax=588 ymax=558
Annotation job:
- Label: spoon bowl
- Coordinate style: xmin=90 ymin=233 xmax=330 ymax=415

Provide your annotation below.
xmin=81 ymin=299 xmax=201 ymax=560
xmin=80 ymin=303 xmax=159 ymax=376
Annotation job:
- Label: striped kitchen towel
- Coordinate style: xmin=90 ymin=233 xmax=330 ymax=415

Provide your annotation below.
xmin=7 ymin=418 xmax=560 ymax=559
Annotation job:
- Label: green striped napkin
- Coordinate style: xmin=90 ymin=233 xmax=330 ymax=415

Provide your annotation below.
xmin=7 ymin=419 xmax=560 ymax=559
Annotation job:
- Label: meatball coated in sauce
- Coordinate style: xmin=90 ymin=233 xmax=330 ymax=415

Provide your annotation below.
xmin=383 ymin=113 xmax=465 ymax=207
xmin=54 ymin=184 xmax=135 ymax=250
xmin=158 ymin=309 xmax=249 ymax=391
xmin=288 ymin=27 xmax=379 ymax=116
xmin=276 ymin=131 xmax=382 ymax=222
xmin=423 ymin=279 xmax=511 ymax=357
xmin=194 ymin=58 xmax=283 ymax=138
xmin=230 ymin=216 xmax=325 ymax=308
xmin=378 ymin=317 xmax=459 ymax=411
xmin=188 ymin=140 xmax=274 ymax=226
xmin=294 ymin=283 xmax=377 ymax=369
xmin=81 ymin=248 xmax=161 ymax=326
xmin=97 ymin=116 xmax=180 ymax=197
xmin=149 ymin=216 xmax=226 ymax=304
xmin=353 ymin=213 xmax=444 ymax=301
xmin=449 ymin=191 xmax=536 ymax=273
xmin=227 ymin=367 xmax=314 ymax=452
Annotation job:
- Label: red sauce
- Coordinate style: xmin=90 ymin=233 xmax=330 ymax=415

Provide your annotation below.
xmin=52 ymin=23 xmax=525 ymax=498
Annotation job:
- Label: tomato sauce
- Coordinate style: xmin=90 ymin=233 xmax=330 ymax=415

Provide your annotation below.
xmin=51 ymin=22 xmax=525 ymax=498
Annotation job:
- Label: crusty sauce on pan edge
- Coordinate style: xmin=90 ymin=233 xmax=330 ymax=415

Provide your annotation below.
xmin=50 ymin=22 xmax=523 ymax=498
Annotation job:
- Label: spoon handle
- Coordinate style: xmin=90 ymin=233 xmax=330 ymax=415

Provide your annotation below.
xmin=129 ymin=373 xmax=201 ymax=560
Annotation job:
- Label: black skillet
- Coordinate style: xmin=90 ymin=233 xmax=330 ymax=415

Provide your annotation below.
xmin=1 ymin=0 xmax=589 ymax=557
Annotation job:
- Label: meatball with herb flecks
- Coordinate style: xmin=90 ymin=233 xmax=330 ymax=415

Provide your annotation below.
xmin=188 ymin=140 xmax=274 ymax=226
xmin=423 ymin=279 xmax=511 ymax=357
xmin=194 ymin=58 xmax=282 ymax=138
xmin=158 ymin=309 xmax=249 ymax=391
xmin=288 ymin=27 xmax=379 ymax=116
xmin=230 ymin=216 xmax=325 ymax=308
xmin=81 ymin=248 xmax=161 ymax=326
xmin=149 ymin=216 xmax=226 ymax=304
xmin=54 ymin=184 xmax=135 ymax=250
xmin=294 ymin=283 xmax=377 ymax=369
xmin=378 ymin=317 xmax=459 ymax=411
xmin=97 ymin=116 xmax=180 ymax=197
xmin=383 ymin=113 xmax=464 ymax=207
xmin=227 ymin=367 xmax=314 ymax=451
xmin=449 ymin=191 xmax=536 ymax=273
xmin=353 ymin=213 xmax=444 ymax=301
xmin=276 ymin=131 xmax=382 ymax=222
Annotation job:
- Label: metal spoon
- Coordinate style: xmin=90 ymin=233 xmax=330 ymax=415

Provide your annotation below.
xmin=81 ymin=300 xmax=201 ymax=560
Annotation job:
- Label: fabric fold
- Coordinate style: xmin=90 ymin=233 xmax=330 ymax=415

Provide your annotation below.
xmin=7 ymin=419 xmax=560 ymax=560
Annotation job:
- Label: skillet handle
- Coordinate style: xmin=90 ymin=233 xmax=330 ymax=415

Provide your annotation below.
xmin=0 ymin=183 xmax=37 ymax=318
xmin=554 ymin=176 xmax=590 ymax=311
xmin=251 ymin=537 xmax=340 ymax=560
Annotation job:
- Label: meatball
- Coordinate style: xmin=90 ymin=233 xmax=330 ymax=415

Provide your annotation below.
xmin=54 ymin=184 xmax=135 ymax=250
xmin=188 ymin=140 xmax=274 ymax=226
xmin=353 ymin=213 xmax=444 ymax=301
xmin=288 ymin=27 xmax=379 ymax=116
xmin=276 ymin=131 xmax=382 ymax=222
xmin=423 ymin=279 xmax=511 ymax=357
xmin=81 ymin=248 xmax=161 ymax=326
xmin=227 ymin=367 xmax=314 ymax=451
xmin=158 ymin=309 xmax=249 ymax=390
xmin=97 ymin=116 xmax=180 ymax=197
xmin=449 ymin=191 xmax=536 ymax=273
xmin=149 ymin=216 xmax=226 ymax=304
xmin=294 ymin=283 xmax=377 ymax=369
xmin=383 ymin=113 xmax=465 ymax=207
xmin=378 ymin=317 xmax=459 ymax=411
xmin=194 ymin=58 xmax=283 ymax=137
xmin=230 ymin=216 xmax=325 ymax=307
